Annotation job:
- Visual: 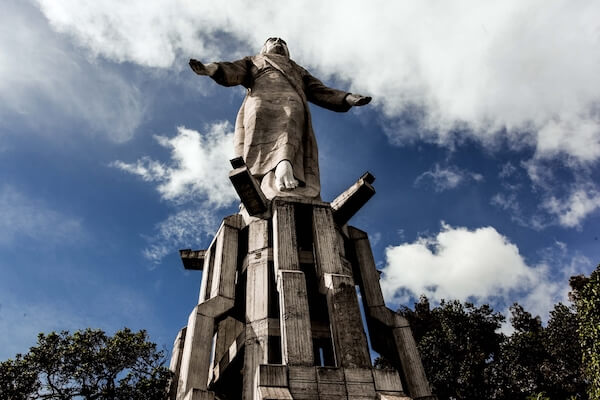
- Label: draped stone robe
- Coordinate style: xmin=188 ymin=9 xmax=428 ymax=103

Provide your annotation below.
xmin=208 ymin=53 xmax=351 ymax=199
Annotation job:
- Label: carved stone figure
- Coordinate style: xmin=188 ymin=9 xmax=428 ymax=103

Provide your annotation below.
xmin=190 ymin=37 xmax=371 ymax=199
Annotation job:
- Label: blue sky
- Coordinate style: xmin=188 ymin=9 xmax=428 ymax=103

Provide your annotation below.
xmin=1 ymin=0 xmax=599 ymax=360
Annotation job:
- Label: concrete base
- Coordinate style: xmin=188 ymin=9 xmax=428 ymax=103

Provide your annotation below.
xmin=173 ymin=195 xmax=436 ymax=400
xmin=183 ymin=388 xmax=215 ymax=400
xmin=255 ymin=364 xmax=407 ymax=400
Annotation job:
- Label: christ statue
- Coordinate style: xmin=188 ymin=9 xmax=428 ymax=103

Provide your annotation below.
xmin=189 ymin=37 xmax=371 ymax=199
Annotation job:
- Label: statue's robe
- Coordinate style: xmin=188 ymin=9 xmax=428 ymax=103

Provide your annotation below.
xmin=208 ymin=53 xmax=351 ymax=199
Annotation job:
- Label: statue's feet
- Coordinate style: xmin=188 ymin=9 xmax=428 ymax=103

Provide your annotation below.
xmin=275 ymin=160 xmax=299 ymax=191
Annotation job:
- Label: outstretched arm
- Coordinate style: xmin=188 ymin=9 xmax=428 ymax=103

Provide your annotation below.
xmin=303 ymin=70 xmax=371 ymax=112
xmin=189 ymin=57 xmax=252 ymax=88
xmin=189 ymin=59 xmax=218 ymax=76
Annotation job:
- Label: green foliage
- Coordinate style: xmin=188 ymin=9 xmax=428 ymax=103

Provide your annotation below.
xmin=489 ymin=303 xmax=585 ymax=399
xmin=571 ymin=265 xmax=600 ymax=400
xmin=387 ymin=296 xmax=588 ymax=400
xmin=0 ymin=328 xmax=172 ymax=400
xmin=0 ymin=354 xmax=40 ymax=400
xmin=398 ymin=296 xmax=505 ymax=399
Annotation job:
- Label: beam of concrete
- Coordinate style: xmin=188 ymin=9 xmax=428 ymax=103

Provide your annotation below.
xmin=331 ymin=172 xmax=376 ymax=226
xmin=229 ymin=158 xmax=269 ymax=216
xmin=179 ymin=249 xmax=206 ymax=270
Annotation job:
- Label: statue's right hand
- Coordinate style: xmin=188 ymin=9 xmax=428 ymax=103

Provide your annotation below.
xmin=189 ymin=59 xmax=208 ymax=75
xmin=189 ymin=59 xmax=219 ymax=76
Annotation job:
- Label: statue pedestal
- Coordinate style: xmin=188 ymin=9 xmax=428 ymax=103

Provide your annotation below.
xmin=170 ymin=174 xmax=436 ymax=400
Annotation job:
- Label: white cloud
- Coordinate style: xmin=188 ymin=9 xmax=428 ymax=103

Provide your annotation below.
xmin=415 ymin=163 xmax=483 ymax=192
xmin=32 ymin=0 xmax=600 ymax=164
xmin=380 ymin=222 xmax=579 ymax=321
xmin=0 ymin=185 xmax=84 ymax=245
xmin=142 ymin=208 xmax=220 ymax=265
xmin=112 ymin=122 xmax=236 ymax=207
xmin=36 ymin=0 xmax=225 ymax=69
xmin=0 ymin=0 xmax=145 ymax=142
xmin=112 ymin=122 xmax=237 ymax=264
xmin=543 ymin=187 xmax=600 ymax=229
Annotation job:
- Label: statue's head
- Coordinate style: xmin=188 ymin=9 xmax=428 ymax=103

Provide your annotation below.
xmin=261 ymin=37 xmax=290 ymax=58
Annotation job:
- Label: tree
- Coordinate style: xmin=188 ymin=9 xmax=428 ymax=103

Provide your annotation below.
xmin=490 ymin=304 xmax=550 ymax=399
xmin=0 ymin=328 xmax=172 ymax=400
xmin=387 ymin=296 xmax=588 ymax=400
xmin=397 ymin=296 xmax=505 ymax=399
xmin=571 ymin=264 xmax=600 ymax=400
xmin=543 ymin=303 xmax=587 ymax=398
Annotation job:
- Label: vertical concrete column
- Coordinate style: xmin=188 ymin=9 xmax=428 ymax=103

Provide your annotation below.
xmin=272 ymin=201 xmax=299 ymax=271
xmin=348 ymin=226 xmax=434 ymax=399
xmin=243 ymin=219 xmax=271 ymax=400
xmin=312 ymin=206 xmax=345 ymax=277
xmin=198 ymin=215 xmax=242 ymax=304
xmin=312 ymin=206 xmax=371 ymax=368
xmin=207 ymin=215 xmax=243 ymax=385
xmin=198 ymin=245 xmax=214 ymax=304
xmin=273 ymin=201 xmax=314 ymax=366
xmin=277 ymin=270 xmax=314 ymax=366
xmin=347 ymin=227 xmax=386 ymax=308
xmin=177 ymin=306 xmax=217 ymax=397
xmin=323 ymin=274 xmax=371 ymax=368
xmin=391 ymin=314 xmax=434 ymax=400
xmin=178 ymin=215 xmax=241 ymax=400
xmin=169 ymin=327 xmax=187 ymax=400
xmin=208 ymin=216 xmax=241 ymax=301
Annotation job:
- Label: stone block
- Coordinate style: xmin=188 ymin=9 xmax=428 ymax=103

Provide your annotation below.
xmin=288 ymin=366 xmax=318 ymax=400
xmin=258 ymin=364 xmax=288 ymax=387
xmin=183 ymin=388 xmax=215 ymax=400
xmin=317 ymin=367 xmax=347 ymax=399
xmin=377 ymin=394 xmax=412 ymax=400
xmin=373 ymin=369 xmax=403 ymax=392
xmin=257 ymin=386 xmax=294 ymax=400
xmin=346 ymin=368 xmax=376 ymax=398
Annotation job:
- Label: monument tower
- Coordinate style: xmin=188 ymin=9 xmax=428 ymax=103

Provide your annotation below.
xmin=168 ymin=38 xmax=436 ymax=400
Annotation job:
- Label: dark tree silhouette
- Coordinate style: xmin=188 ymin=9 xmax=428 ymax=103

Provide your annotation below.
xmin=376 ymin=295 xmax=589 ymax=400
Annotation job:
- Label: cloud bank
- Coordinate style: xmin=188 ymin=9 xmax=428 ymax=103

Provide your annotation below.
xmin=0 ymin=0 xmax=145 ymax=142
xmin=34 ymin=0 xmax=600 ymax=164
xmin=380 ymin=222 xmax=583 ymax=321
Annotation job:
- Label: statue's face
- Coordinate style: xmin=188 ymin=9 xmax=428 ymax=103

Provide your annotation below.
xmin=261 ymin=37 xmax=289 ymax=57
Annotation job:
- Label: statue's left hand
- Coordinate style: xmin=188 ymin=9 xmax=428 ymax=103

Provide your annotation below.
xmin=345 ymin=94 xmax=372 ymax=106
